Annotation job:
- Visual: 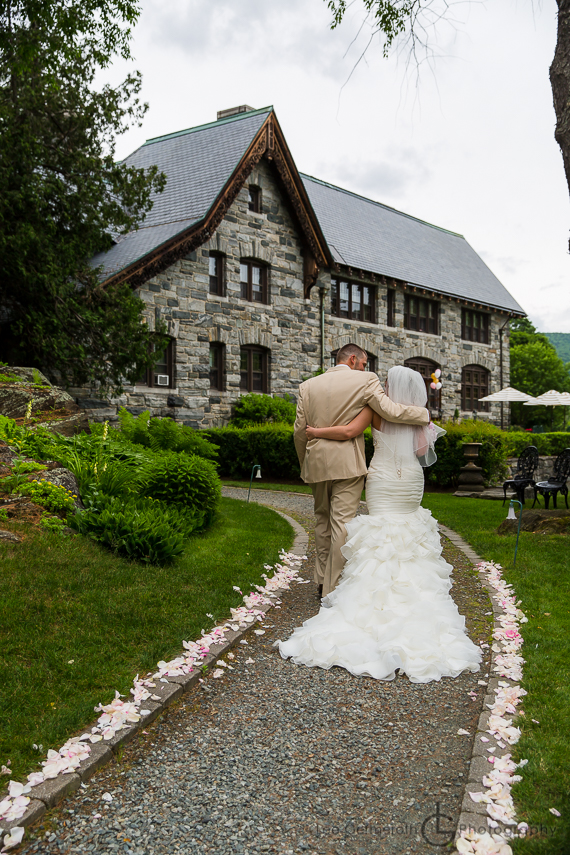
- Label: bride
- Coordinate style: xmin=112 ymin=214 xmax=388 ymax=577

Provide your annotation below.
xmin=278 ymin=365 xmax=481 ymax=684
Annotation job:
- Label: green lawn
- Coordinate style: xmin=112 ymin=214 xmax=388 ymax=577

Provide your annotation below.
xmin=0 ymin=497 xmax=293 ymax=783
xmin=422 ymin=494 xmax=569 ymax=854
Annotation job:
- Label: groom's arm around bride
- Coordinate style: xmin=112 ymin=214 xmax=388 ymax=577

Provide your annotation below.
xmin=293 ymin=343 xmax=429 ymax=597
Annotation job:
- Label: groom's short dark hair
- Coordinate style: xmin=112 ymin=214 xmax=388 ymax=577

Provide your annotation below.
xmin=336 ymin=343 xmax=366 ymax=363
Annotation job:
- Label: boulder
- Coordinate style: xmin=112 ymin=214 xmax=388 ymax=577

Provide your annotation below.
xmin=497 ymin=508 xmax=570 ymax=535
xmin=2 ymin=367 xmax=51 ymax=385
xmin=36 ymin=469 xmax=83 ymax=509
xmin=0 ymin=530 xmax=21 ymax=542
xmin=0 ymin=366 xmax=78 ymax=419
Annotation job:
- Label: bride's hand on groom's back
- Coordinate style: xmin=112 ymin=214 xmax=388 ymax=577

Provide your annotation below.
xmin=306 ymin=425 xmax=318 ymax=440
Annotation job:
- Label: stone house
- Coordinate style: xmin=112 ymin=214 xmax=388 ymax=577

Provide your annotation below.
xmin=76 ymin=105 xmax=525 ymax=427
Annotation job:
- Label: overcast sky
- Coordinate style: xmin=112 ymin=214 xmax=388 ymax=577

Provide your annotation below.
xmin=102 ymin=0 xmax=570 ymax=333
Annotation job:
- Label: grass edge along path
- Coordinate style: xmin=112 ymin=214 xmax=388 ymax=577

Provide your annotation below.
xmin=0 ymin=497 xmax=294 ymax=789
xmin=422 ymin=494 xmax=569 ymax=855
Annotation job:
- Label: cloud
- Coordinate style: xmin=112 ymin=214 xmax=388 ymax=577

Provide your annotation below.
xmin=528 ymin=298 xmax=570 ymax=334
xmin=135 ymin=0 xmax=353 ymax=82
xmin=314 ymin=146 xmax=433 ymax=202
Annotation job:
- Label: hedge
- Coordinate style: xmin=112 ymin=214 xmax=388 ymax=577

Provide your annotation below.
xmin=203 ymin=421 xmax=570 ymax=487
xmin=426 ymin=421 xmax=508 ymax=488
xmin=502 ymin=431 xmax=570 ymax=457
xmin=204 ymin=424 xmax=300 ymax=479
xmin=230 ymin=393 xmax=296 ymax=426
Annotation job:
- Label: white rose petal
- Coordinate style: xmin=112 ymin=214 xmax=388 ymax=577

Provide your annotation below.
xmin=2 ymin=827 xmax=25 ymax=851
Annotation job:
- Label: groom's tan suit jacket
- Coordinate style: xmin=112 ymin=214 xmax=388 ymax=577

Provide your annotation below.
xmin=294 ymin=365 xmax=429 ymax=483
xmin=294 ymin=365 xmax=429 ymax=596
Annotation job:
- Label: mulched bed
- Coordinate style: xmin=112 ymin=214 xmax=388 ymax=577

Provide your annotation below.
xmin=21 ymin=495 xmax=493 ymax=855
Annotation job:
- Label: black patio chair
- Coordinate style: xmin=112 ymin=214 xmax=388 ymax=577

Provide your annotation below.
xmin=502 ymin=446 xmax=539 ymax=506
xmin=532 ymin=448 xmax=570 ymax=510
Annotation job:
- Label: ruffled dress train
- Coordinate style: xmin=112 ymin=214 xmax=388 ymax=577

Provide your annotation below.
xmin=278 ymin=431 xmax=482 ymax=684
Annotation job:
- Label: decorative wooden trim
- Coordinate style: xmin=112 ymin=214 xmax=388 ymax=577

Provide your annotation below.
xmin=267 ymin=115 xmax=330 ymax=296
xmin=100 ymin=112 xmax=331 ymax=295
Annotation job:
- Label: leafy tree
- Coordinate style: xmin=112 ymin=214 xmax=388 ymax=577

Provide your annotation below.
xmin=0 ymin=0 xmax=167 ymax=391
xmin=325 ymin=0 xmax=570 ymax=247
xmin=510 ymin=341 xmax=570 ymax=399
xmin=509 ymin=317 xmax=557 ymax=351
xmin=508 ymin=319 xmax=570 ymax=428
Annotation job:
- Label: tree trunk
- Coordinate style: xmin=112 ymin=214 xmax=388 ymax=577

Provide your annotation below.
xmin=550 ymin=0 xmax=570 ymax=249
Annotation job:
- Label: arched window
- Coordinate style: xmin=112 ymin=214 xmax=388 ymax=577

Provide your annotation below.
xmin=137 ymin=337 xmax=175 ymax=389
xmin=462 ymin=365 xmax=490 ymax=412
xmin=240 ymin=346 xmax=270 ymax=393
xmin=404 ymin=357 xmax=441 ymax=410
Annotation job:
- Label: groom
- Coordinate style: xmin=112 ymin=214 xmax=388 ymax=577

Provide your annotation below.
xmin=294 ymin=343 xmax=430 ymax=598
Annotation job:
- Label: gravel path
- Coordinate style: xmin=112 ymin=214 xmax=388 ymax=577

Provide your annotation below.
xmin=21 ymin=489 xmax=492 ymax=855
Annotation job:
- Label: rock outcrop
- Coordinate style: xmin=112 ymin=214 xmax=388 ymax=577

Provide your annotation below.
xmin=0 ymin=367 xmax=89 ymax=435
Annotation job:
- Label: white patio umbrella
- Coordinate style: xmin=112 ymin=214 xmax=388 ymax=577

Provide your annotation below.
xmin=523 ymin=389 xmax=570 ymax=429
xmin=523 ymin=389 xmax=570 ymax=406
xmin=478 ymin=386 xmax=535 ymax=403
xmin=478 ymin=387 xmax=536 ymax=429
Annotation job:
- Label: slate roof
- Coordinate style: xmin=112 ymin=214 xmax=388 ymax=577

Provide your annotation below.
xmin=92 ymin=106 xmax=524 ymax=315
xmin=301 ymin=174 xmax=524 ymax=314
xmin=91 ymin=107 xmax=272 ymax=278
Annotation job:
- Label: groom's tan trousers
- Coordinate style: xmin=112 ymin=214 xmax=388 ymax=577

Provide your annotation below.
xmin=312 ymin=476 xmax=364 ymax=596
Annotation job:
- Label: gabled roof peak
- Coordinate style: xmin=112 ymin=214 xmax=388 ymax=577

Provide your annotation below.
xmin=142 ymin=106 xmax=274 ymax=148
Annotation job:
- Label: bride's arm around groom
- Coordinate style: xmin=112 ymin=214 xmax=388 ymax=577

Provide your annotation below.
xmin=292 ymin=344 xmax=429 ymax=597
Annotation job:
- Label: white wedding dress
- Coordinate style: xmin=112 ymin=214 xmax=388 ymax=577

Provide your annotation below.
xmin=278 ymin=427 xmax=482 ymax=683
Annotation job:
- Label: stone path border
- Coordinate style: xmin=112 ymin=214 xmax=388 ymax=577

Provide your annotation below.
xmin=438 ymin=524 xmax=521 ymax=848
xmin=1 ymin=509 xmax=308 ymax=839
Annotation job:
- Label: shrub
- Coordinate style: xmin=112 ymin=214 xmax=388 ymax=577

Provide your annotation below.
xmin=69 ymin=496 xmax=201 ymax=564
xmin=63 ymin=449 xmax=149 ymax=500
xmin=39 ymin=515 xmax=67 ymax=534
xmin=21 ymin=479 xmax=76 ymax=514
xmin=231 ymin=393 xmax=296 ymax=426
xmin=502 ymin=431 xmax=570 ymax=457
xmin=118 ymin=409 xmax=217 ymax=460
xmin=204 ymin=424 xmax=300 ymax=479
xmin=427 ymin=421 xmax=508 ymax=488
xmin=145 ymin=453 xmax=221 ymax=527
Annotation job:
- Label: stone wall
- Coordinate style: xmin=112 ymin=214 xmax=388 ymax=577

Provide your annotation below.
xmin=69 ymin=157 xmax=510 ymax=428
xmin=507 ymin=456 xmax=557 ymax=484
xmin=321 ymin=274 xmax=507 ymax=425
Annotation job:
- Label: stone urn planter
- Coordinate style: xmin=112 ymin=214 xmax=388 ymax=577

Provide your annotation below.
xmin=457 ymin=442 xmax=485 ymax=493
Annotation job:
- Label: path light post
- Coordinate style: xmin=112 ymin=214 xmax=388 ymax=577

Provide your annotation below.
xmin=506 ymin=499 xmax=523 ymax=567
xmin=247 ymin=465 xmax=262 ymax=502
